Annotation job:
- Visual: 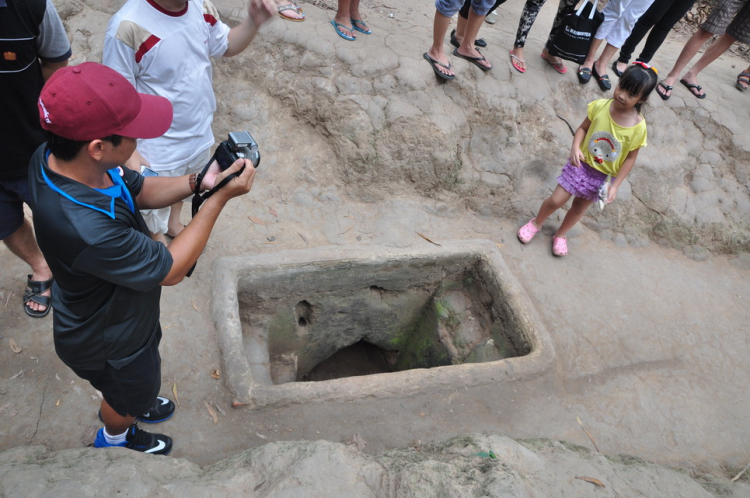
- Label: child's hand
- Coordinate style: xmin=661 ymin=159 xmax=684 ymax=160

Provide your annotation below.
xmin=607 ymin=185 xmax=618 ymax=203
xmin=569 ymin=147 xmax=585 ymax=167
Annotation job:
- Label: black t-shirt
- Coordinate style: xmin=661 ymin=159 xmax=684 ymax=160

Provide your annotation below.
xmin=27 ymin=144 xmax=173 ymax=370
xmin=0 ymin=0 xmax=72 ymax=178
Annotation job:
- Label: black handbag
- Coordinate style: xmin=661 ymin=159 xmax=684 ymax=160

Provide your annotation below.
xmin=548 ymin=0 xmax=604 ymax=64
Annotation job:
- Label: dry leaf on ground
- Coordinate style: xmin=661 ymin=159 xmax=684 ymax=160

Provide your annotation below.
xmin=172 ymin=382 xmax=180 ymax=407
xmin=268 ymin=206 xmax=278 ymax=217
xmin=210 ymin=369 xmax=220 ymax=380
xmin=10 ymin=369 xmax=24 ymax=379
xmin=248 ymin=215 xmax=266 ymax=225
xmin=416 ymin=232 xmax=441 ymax=246
xmin=214 ymin=403 xmax=226 ymax=416
xmin=575 ymin=476 xmax=605 ymax=487
xmin=255 ymin=432 xmax=267 ymax=440
xmin=204 ymin=401 xmax=218 ymax=423
xmin=576 ymin=416 xmax=601 ymax=453
xmin=9 ymin=339 xmax=21 ymax=353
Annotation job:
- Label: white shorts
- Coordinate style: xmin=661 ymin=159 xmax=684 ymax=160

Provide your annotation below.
xmin=595 ymin=0 xmax=657 ymax=48
xmin=141 ymin=148 xmax=212 ymax=235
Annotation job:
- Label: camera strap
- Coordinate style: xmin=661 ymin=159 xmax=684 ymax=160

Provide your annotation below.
xmin=190 ymin=153 xmax=241 ymax=217
xmin=185 ymin=153 xmax=240 ymax=278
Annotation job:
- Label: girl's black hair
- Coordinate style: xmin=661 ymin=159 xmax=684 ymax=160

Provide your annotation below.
xmin=618 ymin=64 xmax=658 ymax=113
xmin=46 ymin=131 xmax=123 ymax=162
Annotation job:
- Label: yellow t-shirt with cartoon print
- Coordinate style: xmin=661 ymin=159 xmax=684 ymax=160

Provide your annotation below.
xmin=582 ymin=99 xmax=648 ymax=176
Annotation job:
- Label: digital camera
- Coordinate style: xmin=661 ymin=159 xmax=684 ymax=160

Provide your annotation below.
xmin=213 ymin=131 xmax=261 ymax=172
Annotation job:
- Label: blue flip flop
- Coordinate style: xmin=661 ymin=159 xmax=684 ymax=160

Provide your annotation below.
xmin=331 ymin=20 xmax=356 ymax=41
xmin=351 ymin=19 xmax=371 ymax=34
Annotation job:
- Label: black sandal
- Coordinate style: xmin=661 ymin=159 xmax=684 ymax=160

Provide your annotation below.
xmin=592 ymin=63 xmax=611 ymax=91
xmin=577 ymin=67 xmax=592 ymax=84
xmin=450 ymin=29 xmax=487 ymax=49
xmin=656 ymin=81 xmax=672 ymax=101
xmin=23 ymin=275 xmax=53 ymax=318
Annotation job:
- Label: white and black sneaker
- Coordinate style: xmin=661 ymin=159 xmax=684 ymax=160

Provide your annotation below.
xmin=137 ymin=396 xmax=176 ymax=423
xmin=94 ymin=424 xmax=172 ymax=455
xmin=98 ymin=396 xmax=176 ymax=424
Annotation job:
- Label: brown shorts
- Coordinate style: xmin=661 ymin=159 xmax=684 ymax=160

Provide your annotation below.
xmin=701 ymin=0 xmax=750 ymax=45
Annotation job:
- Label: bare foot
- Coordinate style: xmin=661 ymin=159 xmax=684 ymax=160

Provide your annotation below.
xmin=456 ymin=45 xmax=491 ymax=70
xmin=680 ymin=73 xmax=705 ymax=98
xmin=275 ymin=0 xmax=303 ymax=20
xmin=541 ymin=48 xmax=563 ymax=67
xmin=426 ymin=48 xmax=455 ymax=78
xmin=26 ymin=269 xmax=53 ymax=314
xmin=333 ymin=16 xmax=356 ymax=39
xmin=510 ymin=47 xmax=526 ymax=72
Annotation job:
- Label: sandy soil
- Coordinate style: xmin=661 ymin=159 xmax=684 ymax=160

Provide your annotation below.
xmin=1 ymin=0 xmax=749 ymax=488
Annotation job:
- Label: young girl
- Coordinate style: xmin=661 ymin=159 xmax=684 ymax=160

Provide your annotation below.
xmin=517 ymin=63 xmax=657 ymax=256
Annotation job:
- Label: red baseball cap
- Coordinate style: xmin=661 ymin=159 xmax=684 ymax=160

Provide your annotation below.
xmin=38 ymin=62 xmax=172 ymax=141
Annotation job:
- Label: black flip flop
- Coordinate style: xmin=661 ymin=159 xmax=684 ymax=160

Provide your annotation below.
xmin=656 ymin=81 xmax=672 ymax=101
xmin=452 ymin=48 xmax=491 ymax=71
xmin=592 ymin=63 xmax=611 ymax=91
xmin=23 ymin=275 xmax=52 ymax=318
xmin=680 ymin=79 xmax=706 ymax=99
xmin=450 ymin=29 xmax=487 ymax=48
xmin=577 ymin=67 xmax=591 ymax=84
xmin=423 ymin=52 xmax=455 ymax=80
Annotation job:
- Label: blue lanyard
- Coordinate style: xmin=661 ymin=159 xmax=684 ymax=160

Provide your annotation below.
xmin=40 ymin=157 xmax=135 ymax=219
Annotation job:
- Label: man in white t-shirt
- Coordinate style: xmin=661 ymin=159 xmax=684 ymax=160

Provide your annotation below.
xmin=103 ymin=0 xmax=273 ymax=243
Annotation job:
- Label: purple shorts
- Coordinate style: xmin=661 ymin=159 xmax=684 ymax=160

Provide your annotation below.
xmin=557 ymin=160 xmax=610 ymax=201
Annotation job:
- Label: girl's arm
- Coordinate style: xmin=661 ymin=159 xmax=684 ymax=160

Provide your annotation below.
xmin=569 ymin=118 xmax=591 ymax=167
xmin=607 ymin=148 xmax=640 ymax=203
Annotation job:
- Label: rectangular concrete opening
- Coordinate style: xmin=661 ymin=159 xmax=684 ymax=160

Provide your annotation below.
xmin=238 ymin=254 xmax=531 ymax=385
xmin=213 ymin=241 xmax=554 ymax=408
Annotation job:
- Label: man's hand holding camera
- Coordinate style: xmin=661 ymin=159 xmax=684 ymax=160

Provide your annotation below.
xmin=201 ymin=157 xmax=256 ymax=200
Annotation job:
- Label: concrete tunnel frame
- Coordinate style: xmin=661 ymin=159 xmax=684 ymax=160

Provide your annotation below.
xmin=211 ymin=240 xmax=556 ymax=409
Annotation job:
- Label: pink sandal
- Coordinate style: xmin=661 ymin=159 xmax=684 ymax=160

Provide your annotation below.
xmin=552 ymin=235 xmax=567 ymax=256
xmin=518 ymin=218 xmax=540 ymax=244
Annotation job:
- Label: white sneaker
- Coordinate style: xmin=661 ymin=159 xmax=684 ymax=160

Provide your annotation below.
xmin=485 ymin=11 xmax=498 ymax=24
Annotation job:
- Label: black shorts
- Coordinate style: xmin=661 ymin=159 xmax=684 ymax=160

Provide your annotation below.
xmin=73 ymin=327 xmax=162 ymax=418
xmin=0 ymin=175 xmax=31 ymax=239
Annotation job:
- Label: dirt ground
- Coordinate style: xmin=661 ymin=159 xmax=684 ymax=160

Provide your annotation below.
xmin=1 ymin=0 xmax=750 ymax=488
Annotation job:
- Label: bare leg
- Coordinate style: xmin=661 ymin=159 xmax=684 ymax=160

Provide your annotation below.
xmin=427 ymin=11 xmax=455 ymax=78
xmin=580 ymin=38 xmax=604 ymax=70
xmin=593 ymin=43 xmax=619 ymax=77
xmin=533 ymin=185 xmax=573 ymax=228
xmin=680 ymin=33 xmax=736 ymax=95
xmin=555 ymin=196 xmax=593 ymax=238
xmin=3 ymin=219 xmax=52 ymax=313
xmin=100 ymin=399 xmax=136 ymax=436
xmin=167 ymin=202 xmax=185 ymax=238
xmin=457 ymin=8 xmax=491 ymax=69
xmin=455 ymin=13 xmax=468 ymax=42
xmin=333 ymin=0 xmax=356 ymax=39
xmin=660 ymin=28 xmax=714 ymax=97
xmin=348 ymin=0 xmax=368 ymax=31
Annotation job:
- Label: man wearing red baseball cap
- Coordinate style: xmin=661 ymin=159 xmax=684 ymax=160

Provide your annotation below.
xmin=28 ymin=62 xmax=256 ymax=455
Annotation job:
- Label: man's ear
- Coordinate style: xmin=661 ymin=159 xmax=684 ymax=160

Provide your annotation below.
xmin=86 ymin=139 xmax=106 ymax=161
